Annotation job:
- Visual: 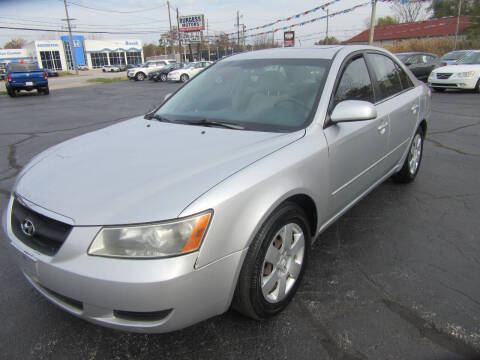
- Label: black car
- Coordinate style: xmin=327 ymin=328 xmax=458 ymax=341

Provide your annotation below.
xmin=45 ymin=68 xmax=59 ymax=77
xmin=395 ymin=52 xmax=439 ymax=81
xmin=149 ymin=63 xmax=183 ymax=82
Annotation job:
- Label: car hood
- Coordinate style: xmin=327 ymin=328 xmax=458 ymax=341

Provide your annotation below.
xmin=15 ymin=117 xmax=303 ymax=226
xmin=433 ymin=64 xmax=480 ymax=73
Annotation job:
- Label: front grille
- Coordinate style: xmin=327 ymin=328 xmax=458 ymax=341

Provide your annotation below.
xmin=437 ymin=73 xmax=452 ymax=79
xmin=11 ymin=198 xmax=72 ymax=256
xmin=431 ymin=83 xmax=457 ymax=88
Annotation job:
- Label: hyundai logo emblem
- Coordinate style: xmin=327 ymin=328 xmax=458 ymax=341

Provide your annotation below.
xmin=21 ymin=218 xmax=35 ymax=237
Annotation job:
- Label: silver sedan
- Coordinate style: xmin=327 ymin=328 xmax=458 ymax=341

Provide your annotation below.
xmin=3 ymin=45 xmax=430 ymax=333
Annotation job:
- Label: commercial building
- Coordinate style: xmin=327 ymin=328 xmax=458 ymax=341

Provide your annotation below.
xmin=347 ymin=16 xmax=471 ymax=45
xmin=3 ymin=36 xmax=144 ymax=71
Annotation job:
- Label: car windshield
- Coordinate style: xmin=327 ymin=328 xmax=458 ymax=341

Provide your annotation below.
xmin=441 ymin=51 xmax=467 ymax=61
xmin=154 ymin=58 xmax=331 ymax=132
xmin=9 ymin=63 xmax=38 ymax=71
xmin=456 ymin=52 xmax=480 ymax=65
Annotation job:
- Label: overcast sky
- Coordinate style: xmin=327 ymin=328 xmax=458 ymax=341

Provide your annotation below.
xmin=0 ymin=0 xmax=427 ymax=48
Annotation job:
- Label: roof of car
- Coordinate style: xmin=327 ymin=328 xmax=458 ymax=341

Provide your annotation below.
xmin=220 ymin=45 xmax=396 ymax=61
xmin=396 ymin=52 xmax=437 ymax=56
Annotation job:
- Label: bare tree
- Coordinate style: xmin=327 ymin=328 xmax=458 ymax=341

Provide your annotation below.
xmin=391 ymin=0 xmax=428 ymax=23
xmin=3 ymin=38 xmax=26 ymax=49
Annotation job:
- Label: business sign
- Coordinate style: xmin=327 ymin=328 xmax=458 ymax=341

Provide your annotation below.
xmin=179 ymin=14 xmax=204 ymax=32
xmin=182 ymin=31 xmax=202 ymax=44
xmin=284 ymin=31 xmax=295 ymax=47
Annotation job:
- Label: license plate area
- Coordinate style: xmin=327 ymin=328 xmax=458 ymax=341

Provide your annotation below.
xmin=26 ymin=81 xmax=34 ymax=86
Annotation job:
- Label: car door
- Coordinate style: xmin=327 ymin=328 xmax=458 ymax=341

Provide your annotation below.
xmin=365 ymin=52 xmax=420 ymax=170
xmin=323 ymin=53 xmax=390 ymax=217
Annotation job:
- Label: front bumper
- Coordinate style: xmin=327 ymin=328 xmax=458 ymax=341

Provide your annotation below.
xmin=167 ymin=73 xmax=181 ymax=82
xmin=3 ymin=197 xmax=246 ymax=333
xmin=428 ymin=76 xmax=478 ymax=90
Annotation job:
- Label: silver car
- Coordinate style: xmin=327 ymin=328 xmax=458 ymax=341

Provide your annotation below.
xmin=2 ymin=46 xmax=430 ymax=333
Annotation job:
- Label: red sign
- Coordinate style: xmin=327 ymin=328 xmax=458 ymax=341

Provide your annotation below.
xmin=284 ymin=31 xmax=295 ymax=47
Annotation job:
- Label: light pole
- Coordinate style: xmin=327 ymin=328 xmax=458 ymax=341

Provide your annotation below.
xmin=369 ymin=0 xmax=377 ymax=46
xmin=62 ymin=0 xmax=78 ymax=74
xmin=454 ymin=0 xmax=463 ymax=50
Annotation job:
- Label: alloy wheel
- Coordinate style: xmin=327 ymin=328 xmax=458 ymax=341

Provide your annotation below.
xmin=408 ymin=134 xmax=422 ymax=175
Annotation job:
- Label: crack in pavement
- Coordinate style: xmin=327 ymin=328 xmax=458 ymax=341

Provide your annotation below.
xmin=344 ymin=253 xmax=480 ymax=358
xmin=429 ymin=121 xmax=480 ymax=135
xmin=426 ymin=138 xmax=480 ymax=157
xmin=0 ymin=113 xmax=139 ymax=137
xmin=438 ymin=280 xmax=480 ymax=309
xmin=295 ymin=300 xmax=368 ymax=360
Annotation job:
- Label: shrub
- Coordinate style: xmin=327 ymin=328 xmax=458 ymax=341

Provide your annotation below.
xmin=383 ymin=37 xmax=480 ymax=55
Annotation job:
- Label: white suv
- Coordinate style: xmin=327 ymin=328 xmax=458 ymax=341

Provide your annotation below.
xmin=127 ymin=60 xmax=175 ymax=81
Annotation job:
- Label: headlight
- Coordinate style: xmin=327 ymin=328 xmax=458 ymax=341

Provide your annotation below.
xmin=88 ymin=211 xmax=212 ymax=258
xmin=455 ymin=71 xmax=475 ymax=78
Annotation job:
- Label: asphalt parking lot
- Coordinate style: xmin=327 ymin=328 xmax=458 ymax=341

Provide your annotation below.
xmin=0 ymin=82 xmax=479 ymax=360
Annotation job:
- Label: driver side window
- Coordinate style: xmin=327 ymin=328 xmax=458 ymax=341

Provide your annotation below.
xmin=333 ymin=56 xmax=374 ymax=107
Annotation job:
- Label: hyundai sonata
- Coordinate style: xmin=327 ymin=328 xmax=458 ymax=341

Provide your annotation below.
xmin=3 ymin=45 xmax=430 ymax=333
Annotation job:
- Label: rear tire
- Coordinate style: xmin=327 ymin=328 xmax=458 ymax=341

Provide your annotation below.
xmin=393 ymin=127 xmax=424 ymax=183
xmin=232 ymin=202 xmax=310 ymax=319
xmin=135 ymin=72 xmax=146 ymax=81
xmin=475 ymin=79 xmax=480 ymax=94
xmin=43 ymin=87 xmax=50 ymax=95
xmin=7 ymin=87 xmax=16 ymax=97
xmin=160 ymin=74 xmax=167 ymax=82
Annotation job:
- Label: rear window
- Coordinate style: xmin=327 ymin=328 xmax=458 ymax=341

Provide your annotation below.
xmin=9 ymin=64 xmax=38 ymax=71
xmin=441 ymin=51 xmax=467 ymax=61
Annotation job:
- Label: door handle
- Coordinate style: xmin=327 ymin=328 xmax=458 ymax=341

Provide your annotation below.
xmin=411 ymin=104 xmax=419 ymax=113
xmin=377 ymin=123 xmax=388 ymax=134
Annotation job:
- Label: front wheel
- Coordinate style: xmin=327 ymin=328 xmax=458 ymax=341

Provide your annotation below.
xmin=180 ymin=74 xmax=189 ymax=83
xmin=135 ymin=72 xmax=146 ymax=81
xmin=232 ymin=202 xmax=310 ymax=319
xmin=160 ymin=74 xmax=167 ymax=82
xmin=393 ymin=127 xmax=424 ymax=183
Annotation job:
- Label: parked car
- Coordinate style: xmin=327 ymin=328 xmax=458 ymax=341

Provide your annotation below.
xmin=395 ymin=52 xmax=439 ymax=81
xmin=127 ymin=60 xmax=175 ymax=81
xmin=439 ymin=50 xmax=473 ymax=66
xmin=44 ymin=69 xmax=59 ymax=77
xmin=126 ymin=64 xmax=139 ymax=70
xmin=428 ymin=50 xmax=480 ymax=92
xmin=77 ymin=64 xmax=89 ymax=71
xmin=3 ymin=46 xmax=430 ymax=333
xmin=102 ymin=65 xmax=121 ymax=72
xmin=167 ymin=61 xmax=213 ymax=82
xmin=5 ymin=63 xmax=49 ymax=97
xmin=148 ymin=63 xmax=185 ymax=82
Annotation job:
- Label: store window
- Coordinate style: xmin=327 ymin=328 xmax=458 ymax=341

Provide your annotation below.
xmin=90 ymin=53 xmax=109 ymax=68
xmin=109 ymin=52 xmax=125 ymax=65
xmin=126 ymin=51 xmax=143 ymax=65
xmin=40 ymin=51 xmax=62 ymax=70
xmin=63 ymin=41 xmax=74 ymax=70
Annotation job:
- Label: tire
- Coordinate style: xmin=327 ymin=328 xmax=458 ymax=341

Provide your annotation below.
xmin=232 ymin=202 xmax=310 ymax=319
xmin=393 ymin=127 xmax=424 ymax=183
xmin=43 ymin=87 xmax=50 ymax=95
xmin=180 ymin=74 xmax=189 ymax=83
xmin=135 ymin=72 xmax=146 ymax=81
xmin=7 ymin=87 xmax=16 ymax=97
xmin=160 ymin=73 xmax=167 ymax=82
xmin=475 ymin=79 xmax=480 ymax=94
xmin=432 ymin=87 xmax=445 ymax=93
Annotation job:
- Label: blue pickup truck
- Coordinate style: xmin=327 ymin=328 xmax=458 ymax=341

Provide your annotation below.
xmin=5 ymin=63 xmax=49 ymax=97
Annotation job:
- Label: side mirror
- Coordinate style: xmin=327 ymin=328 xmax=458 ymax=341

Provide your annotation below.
xmin=404 ymin=62 xmax=412 ymax=66
xmin=164 ymin=93 xmax=172 ymax=101
xmin=330 ymin=100 xmax=377 ymax=123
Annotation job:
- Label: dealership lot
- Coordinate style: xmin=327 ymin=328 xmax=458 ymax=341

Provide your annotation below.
xmin=0 ymin=82 xmax=479 ymax=359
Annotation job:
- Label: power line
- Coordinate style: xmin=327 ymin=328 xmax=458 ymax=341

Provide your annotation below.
xmin=64 ymin=0 xmax=166 ymax=14
xmin=0 ymin=25 xmax=169 ymax=34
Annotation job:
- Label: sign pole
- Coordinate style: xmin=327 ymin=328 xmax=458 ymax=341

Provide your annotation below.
xmin=63 ymin=0 xmax=78 ymax=74
xmin=176 ymin=8 xmax=183 ymax=62
xmin=369 ymin=0 xmax=377 ymax=46
xmin=454 ymin=0 xmax=462 ymax=50
xmin=167 ymin=1 xmax=175 ymax=56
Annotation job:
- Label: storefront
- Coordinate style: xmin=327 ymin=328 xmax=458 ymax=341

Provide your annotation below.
xmin=24 ymin=40 xmax=68 ymax=71
xmin=0 ymin=49 xmax=36 ymax=71
xmin=84 ymin=39 xmax=143 ymax=68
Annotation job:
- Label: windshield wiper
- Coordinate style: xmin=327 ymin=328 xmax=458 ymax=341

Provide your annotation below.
xmin=144 ymin=114 xmax=174 ymax=123
xmin=176 ymin=118 xmax=245 ymax=130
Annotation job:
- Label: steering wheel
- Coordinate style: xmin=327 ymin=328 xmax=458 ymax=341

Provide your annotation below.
xmin=274 ymin=98 xmax=310 ymax=113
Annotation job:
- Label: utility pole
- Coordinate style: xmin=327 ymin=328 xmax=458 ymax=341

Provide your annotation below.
xmin=167 ymin=1 xmax=175 ymax=56
xmin=324 ymin=9 xmax=329 ymax=44
xmin=237 ymin=11 xmax=240 ymax=46
xmin=63 ymin=0 xmax=78 ymax=74
xmin=176 ymin=8 xmax=183 ymax=62
xmin=369 ymin=0 xmax=377 ymax=46
xmin=207 ymin=19 xmax=211 ymax=61
xmin=454 ymin=0 xmax=462 ymax=50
